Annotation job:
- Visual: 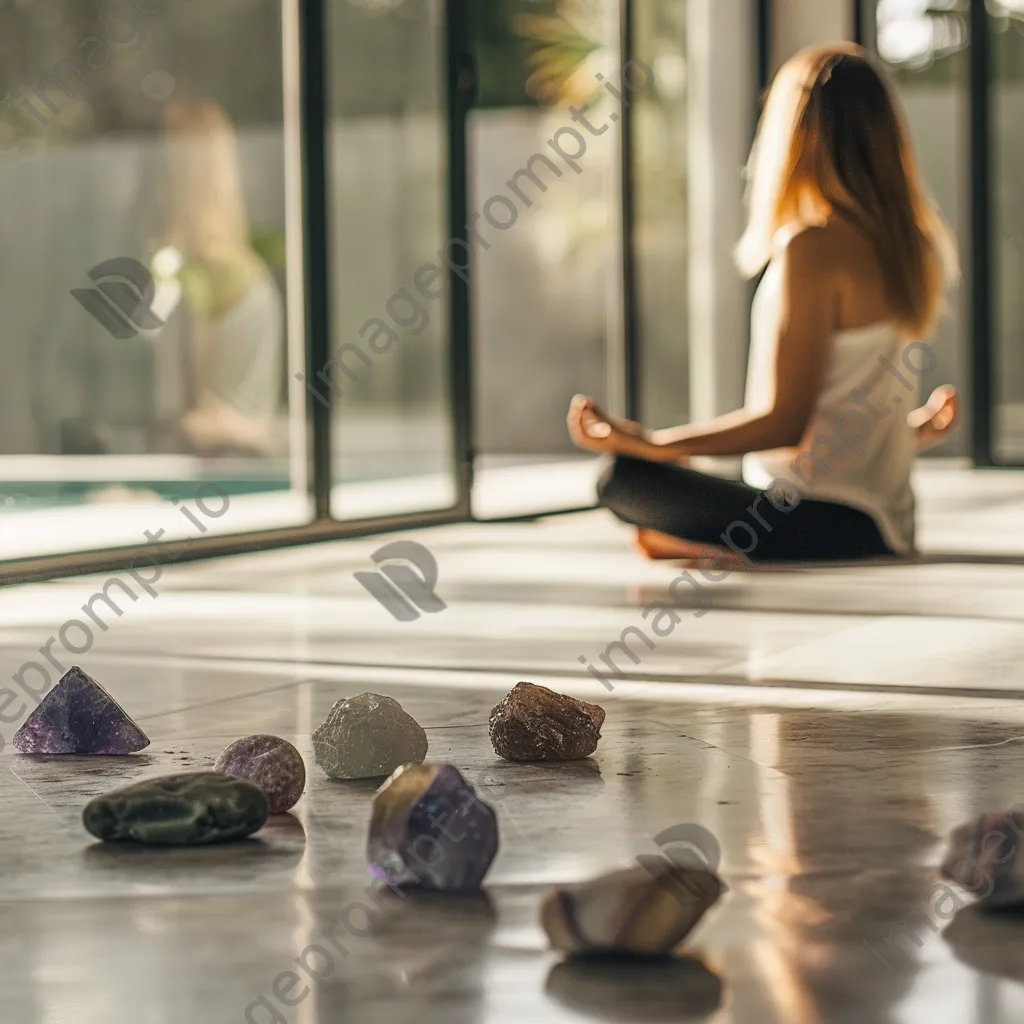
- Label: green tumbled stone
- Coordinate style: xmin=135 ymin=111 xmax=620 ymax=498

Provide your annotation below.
xmin=83 ymin=772 xmax=269 ymax=845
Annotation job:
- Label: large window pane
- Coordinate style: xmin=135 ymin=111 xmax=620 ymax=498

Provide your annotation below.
xmin=991 ymin=1 xmax=1024 ymax=460
xmin=0 ymin=0 xmax=309 ymax=562
xmin=634 ymin=0 xmax=688 ymax=429
xmin=470 ymin=0 xmax=623 ymax=517
xmin=324 ymin=0 xmax=457 ymax=521
xmin=873 ymin=0 xmax=970 ymax=457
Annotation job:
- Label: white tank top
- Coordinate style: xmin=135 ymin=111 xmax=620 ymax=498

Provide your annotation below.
xmin=741 ymin=258 xmax=918 ymax=555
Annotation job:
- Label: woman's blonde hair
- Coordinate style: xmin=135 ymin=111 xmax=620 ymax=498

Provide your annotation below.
xmin=161 ymin=98 xmax=249 ymax=261
xmin=736 ymin=43 xmax=958 ymax=337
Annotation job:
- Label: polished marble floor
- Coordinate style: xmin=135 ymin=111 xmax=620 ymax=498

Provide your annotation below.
xmin=3 ymin=464 xmax=1024 ymax=1023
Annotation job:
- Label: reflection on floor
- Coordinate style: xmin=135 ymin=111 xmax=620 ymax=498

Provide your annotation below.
xmin=3 ymin=465 xmax=1024 ymax=1022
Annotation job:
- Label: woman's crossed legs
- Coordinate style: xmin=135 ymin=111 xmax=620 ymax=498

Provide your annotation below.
xmin=597 ymin=456 xmax=894 ymax=564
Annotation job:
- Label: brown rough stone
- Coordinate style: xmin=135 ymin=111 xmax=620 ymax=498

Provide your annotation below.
xmin=488 ymin=682 xmax=605 ymax=762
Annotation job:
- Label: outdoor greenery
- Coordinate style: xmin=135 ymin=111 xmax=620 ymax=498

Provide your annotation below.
xmin=476 ymin=0 xmax=604 ymax=109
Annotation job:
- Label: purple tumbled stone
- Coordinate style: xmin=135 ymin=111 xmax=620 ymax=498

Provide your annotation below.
xmin=13 ymin=665 xmax=150 ymax=755
xmin=213 ymin=734 xmax=305 ymax=813
xmin=367 ymin=763 xmax=499 ymax=891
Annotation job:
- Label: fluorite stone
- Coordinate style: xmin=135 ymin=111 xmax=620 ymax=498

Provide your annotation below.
xmin=367 ymin=763 xmax=498 ymax=890
xmin=488 ymin=681 xmax=605 ymax=761
xmin=313 ymin=692 xmax=428 ymax=780
xmin=941 ymin=808 xmax=1024 ymax=908
xmin=14 ymin=665 xmax=150 ymax=754
xmin=83 ymin=772 xmax=268 ymax=845
xmin=213 ymin=734 xmax=305 ymax=813
xmin=541 ymin=864 xmax=724 ymax=956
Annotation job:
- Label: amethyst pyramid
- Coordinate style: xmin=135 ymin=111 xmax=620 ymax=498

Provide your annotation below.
xmin=367 ymin=763 xmax=498 ymax=891
xmin=13 ymin=666 xmax=150 ymax=754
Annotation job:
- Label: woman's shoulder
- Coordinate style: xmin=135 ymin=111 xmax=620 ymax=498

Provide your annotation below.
xmin=778 ymin=213 xmax=855 ymax=247
xmin=773 ymin=221 xmax=836 ymax=283
xmin=776 ymin=214 xmax=871 ymax=272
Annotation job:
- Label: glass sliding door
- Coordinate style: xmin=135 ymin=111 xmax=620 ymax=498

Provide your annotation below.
xmin=0 ymin=0 xmax=311 ymax=563
xmin=0 ymin=0 xmax=765 ymax=585
xmin=633 ymin=0 xmax=688 ymax=431
xmin=870 ymin=0 xmax=971 ymax=458
xmin=468 ymin=0 xmax=625 ymax=518
xmin=990 ymin=0 xmax=1024 ymax=461
xmin=869 ymin=0 xmax=1024 ymax=466
xmin=324 ymin=0 xmax=460 ymax=521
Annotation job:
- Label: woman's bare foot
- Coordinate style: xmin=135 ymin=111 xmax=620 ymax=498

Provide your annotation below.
xmin=633 ymin=529 xmax=750 ymax=571
xmin=910 ymin=385 xmax=958 ymax=451
xmin=635 ymin=529 xmax=705 ymax=560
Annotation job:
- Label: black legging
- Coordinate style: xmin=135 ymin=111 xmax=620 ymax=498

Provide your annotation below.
xmin=597 ymin=456 xmax=895 ymax=563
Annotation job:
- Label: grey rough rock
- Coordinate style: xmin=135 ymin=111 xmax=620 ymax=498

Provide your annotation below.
xmin=312 ymin=692 xmax=428 ymax=780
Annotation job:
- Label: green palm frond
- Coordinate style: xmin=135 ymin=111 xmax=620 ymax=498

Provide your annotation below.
xmin=512 ymin=11 xmax=602 ymax=107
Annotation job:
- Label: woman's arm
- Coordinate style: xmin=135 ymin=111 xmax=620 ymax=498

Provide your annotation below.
xmin=568 ymin=228 xmax=836 ymax=462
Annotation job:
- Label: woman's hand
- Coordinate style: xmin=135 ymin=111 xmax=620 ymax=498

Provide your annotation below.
xmin=909 ymin=384 xmax=958 ymax=452
xmin=567 ymin=395 xmax=650 ymax=457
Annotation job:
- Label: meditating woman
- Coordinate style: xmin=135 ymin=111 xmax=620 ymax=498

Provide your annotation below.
xmin=568 ymin=43 xmax=960 ymax=564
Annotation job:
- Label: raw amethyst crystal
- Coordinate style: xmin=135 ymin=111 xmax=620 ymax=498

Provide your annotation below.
xmin=213 ymin=734 xmax=305 ymax=813
xmin=13 ymin=666 xmax=150 ymax=754
xmin=367 ymin=763 xmax=498 ymax=891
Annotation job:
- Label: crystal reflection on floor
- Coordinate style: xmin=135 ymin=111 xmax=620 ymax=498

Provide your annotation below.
xmin=2 ymin=468 xmax=1024 ymax=1022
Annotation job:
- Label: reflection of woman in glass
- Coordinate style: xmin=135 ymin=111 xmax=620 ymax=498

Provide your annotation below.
xmin=569 ymin=44 xmax=959 ymax=563
xmin=158 ymin=98 xmax=283 ymax=456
